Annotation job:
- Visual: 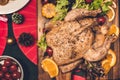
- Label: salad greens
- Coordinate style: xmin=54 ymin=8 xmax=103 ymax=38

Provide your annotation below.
xmin=72 ymin=0 xmax=89 ymax=9
xmin=89 ymin=0 xmax=112 ymax=14
xmin=38 ymin=34 xmax=47 ymax=51
xmin=72 ymin=0 xmax=112 ymax=14
xmin=101 ymin=1 xmax=112 ymax=14
xmin=52 ymin=0 xmax=69 ymax=21
xmin=52 ymin=0 xmax=112 ymax=21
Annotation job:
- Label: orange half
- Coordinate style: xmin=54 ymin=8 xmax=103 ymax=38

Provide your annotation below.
xmin=41 ymin=58 xmax=59 ymax=78
xmin=107 ymin=24 xmax=119 ymax=37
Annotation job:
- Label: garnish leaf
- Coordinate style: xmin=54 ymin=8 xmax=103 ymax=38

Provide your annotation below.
xmin=38 ymin=34 xmax=47 ymax=51
xmin=72 ymin=0 xmax=112 ymax=14
xmin=52 ymin=0 xmax=69 ymax=21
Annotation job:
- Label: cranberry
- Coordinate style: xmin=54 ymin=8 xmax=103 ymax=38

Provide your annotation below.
xmin=1 ymin=65 xmax=8 ymax=72
xmin=0 ymin=64 xmax=2 ymax=70
xmin=9 ymin=64 xmax=18 ymax=72
xmin=46 ymin=46 xmax=53 ymax=56
xmin=7 ymin=78 xmax=13 ymax=80
xmin=4 ymin=73 xmax=12 ymax=79
xmin=85 ymin=0 xmax=93 ymax=4
xmin=43 ymin=28 xmax=46 ymax=33
xmin=49 ymin=0 xmax=56 ymax=4
xmin=12 ymin=71 xmax=21 ymax=79
xmin=1 ymin=78 xmax=7 ymax=80
xmin=0 ymin=71 xmax=4 ymax=78
xmin=4 ymin=58 xmax=12 ymax=67
xmin=97 ymin=16 xmax=106 ymax=25
xmin=41 ymin=0 xmax=49 ymax=5
xmin=43 ymin=28 xmax=49 ymax=33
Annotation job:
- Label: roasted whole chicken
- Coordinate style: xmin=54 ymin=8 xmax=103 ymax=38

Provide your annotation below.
xmin=45 ymin=8 xmax=117 ymax=73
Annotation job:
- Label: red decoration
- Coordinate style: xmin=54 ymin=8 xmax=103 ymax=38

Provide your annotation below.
xmin=0 ymin=21 xmax=7 ymax=55
xmin=13 ymin=0 xmax=37 ymax=65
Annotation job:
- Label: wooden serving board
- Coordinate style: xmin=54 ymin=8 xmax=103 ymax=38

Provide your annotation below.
xmin=38 ymin=0 xmax=120 ymax=80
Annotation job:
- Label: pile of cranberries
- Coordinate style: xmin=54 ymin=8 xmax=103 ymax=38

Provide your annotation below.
xmin=0 ymin=57 xmax=22 ymax=80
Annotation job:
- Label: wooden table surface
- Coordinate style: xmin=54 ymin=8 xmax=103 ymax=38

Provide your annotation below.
xmin=38 ymin=0 xmax=120 ymax=80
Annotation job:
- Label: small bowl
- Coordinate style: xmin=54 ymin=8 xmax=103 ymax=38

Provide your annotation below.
xmin=0 ymin=55 xmax=23 ymax=80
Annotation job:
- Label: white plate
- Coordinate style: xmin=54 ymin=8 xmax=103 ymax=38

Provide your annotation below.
xmin=0 ymin=0 xmax=30 ymax=14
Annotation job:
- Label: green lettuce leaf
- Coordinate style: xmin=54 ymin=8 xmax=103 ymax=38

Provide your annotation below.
xmin=38 ymin=34 xmax=47 ymax=51
xmin=52 ymin=0 xmax=69 ymax=21
xmin=72 ymin=0 xmax=112 ymax=14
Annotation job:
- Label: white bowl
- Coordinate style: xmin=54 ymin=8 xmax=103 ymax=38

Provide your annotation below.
xmin=0 ymin=55 xmax=24 ymax=80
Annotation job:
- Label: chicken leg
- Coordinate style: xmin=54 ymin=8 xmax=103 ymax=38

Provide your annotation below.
xmin=83 ymin=34 xmax=117 ymax=62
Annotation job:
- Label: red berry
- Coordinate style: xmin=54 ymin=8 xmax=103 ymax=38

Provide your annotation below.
xmin=0 ymin=71 xmax=4 ymax=78
xmin=97 ymin=16 xmax=106 ymax=25
xmin=0 ymin=64 xmax=2 ymax=70
xmin=9 ymin=64 xmax=18 ymax=72
xmin=4 ymin=58 xmax=12 ymax=67
xmin=1 ymin=65 xmax=8 ymax=72
xmin=41 ymin=0 xmax=49 ymax=5
xmin=43 ymin=28 xmax=46 ymax=33
xmin=7 ymin=78 xmax=13 ymax=80
xmin=12 ymin=71 xmax=21 ymax=79
xmin=4 ymin=73 xmax=12 ymax=79
xmin=43 ymin=28 xmax=49 ymax=33
xmin=85 ymin=0 xmax=93 ymax=4
xmin=46 ymin=46 xmax=53 ymax=56
xmin=1 ymin=78 xmax=7 ymax=80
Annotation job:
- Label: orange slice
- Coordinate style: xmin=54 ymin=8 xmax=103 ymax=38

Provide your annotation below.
xmin=102 ymin=49 xmax=116 ymax=74
xmin=112 ymin=1 xmax=116 ymax=8
xmin=107 ymin=24 xmax=119 ymax=37
xmin=42 ymin=3 xmax=56 ymax=18
xmin=106 ymin=6 xmax=115 ymax=22
xmin=102 ymin=60 xmax=111 ymax=74
xmin=41 ymin=58 xmax=59 ymax=78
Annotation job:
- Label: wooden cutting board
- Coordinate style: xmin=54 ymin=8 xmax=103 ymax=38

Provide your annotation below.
xmin=38 ymin=0 xmax=120 ymax=80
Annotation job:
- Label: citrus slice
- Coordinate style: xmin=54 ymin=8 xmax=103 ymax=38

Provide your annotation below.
xmin=107 ymin=49 xmax=116 ymax=67
xmin=42 ymin=3 xmax=56 ymax=18
xmin=102 ymin=60 xmax=111 ymax=74
xmin=104 ymin=0 xmax=111 ymax=1
xmin=103 ymin=0 xmax=116 ymax=8
xmin=106 ymin=6 xmax=115 ymax=22
xmin=102 ymin=49 xmax=116 ymax=74
xmin=41 ymin=58 xmax=59 ymax=78
xmin=112 ymin=1 xmax=116 ymax=8
xmin=107 ymin=24 xmax=119 ymax=37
